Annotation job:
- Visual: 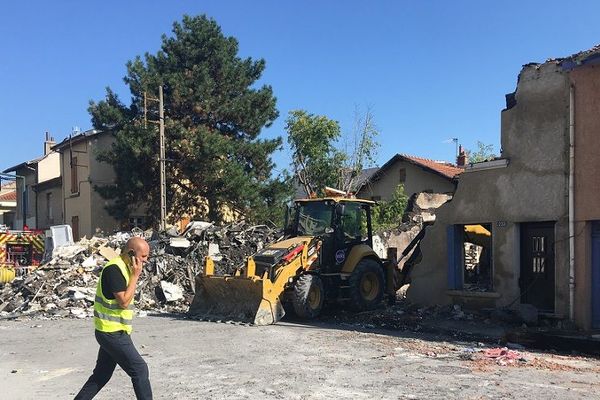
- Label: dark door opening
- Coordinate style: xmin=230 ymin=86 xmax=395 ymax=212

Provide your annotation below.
xmin=520 ymin=222 xmax=555 ymax=312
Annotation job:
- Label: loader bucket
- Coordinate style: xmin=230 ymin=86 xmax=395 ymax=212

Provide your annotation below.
xmin=188 ymin=274 xmax=286 ymax=325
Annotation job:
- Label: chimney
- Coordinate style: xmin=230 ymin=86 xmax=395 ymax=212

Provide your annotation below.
xmin=44 ymin=131 xmax=55 ymax=155
xmin=456 ymin=145 xmax=468 ymax=167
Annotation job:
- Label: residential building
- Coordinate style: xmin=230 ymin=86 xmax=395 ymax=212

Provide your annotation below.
xmin=407 ymin=45 xmax=600 ymax=330
xmin=51 ymin=129 xmax=122 ymax=240
xmin=2 ymin=133 xmax=61 ymax=230
xmin=356 ymin=153 xmax=464 ymax=201
xmin=0 ymin=181 xmax=16 ymax=228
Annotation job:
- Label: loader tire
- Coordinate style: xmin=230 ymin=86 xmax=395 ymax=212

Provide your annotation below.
xmin=292 ymin=274 xmax=324 ymax=319
xmin=348 ymin=259 xmax=384 ymax=311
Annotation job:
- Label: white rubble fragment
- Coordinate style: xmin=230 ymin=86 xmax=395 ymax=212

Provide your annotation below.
xmin=170 ymin=237 xmax=191 ymax=248
xmin=50 ymin=244 xmax=87 ymax=260
xmin=208 ymin=243 xmax=220 ymax=256
xmin=160 ymin=281 xmax=184 ymax=302
xmin=68 ymin=287 xmax=95 ymax=302
xmin=82 ymin=256 xmax=96 ymax=268
xmin=70 ymin=307 xmax=87 ymax=318
xmin=372 ymin=235 xmax=386 ymax=259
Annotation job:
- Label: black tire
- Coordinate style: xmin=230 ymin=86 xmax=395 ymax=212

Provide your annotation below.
xmin=292 ymin=274 xmax=325 ymax=319
xmin=348 ymin=258 xmax=385 ymax=311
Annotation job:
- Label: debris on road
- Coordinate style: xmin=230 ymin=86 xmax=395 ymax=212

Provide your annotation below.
xmin=0 ymin=222 xmax=280 ymax=320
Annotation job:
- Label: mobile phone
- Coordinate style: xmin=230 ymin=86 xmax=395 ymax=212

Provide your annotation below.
xmin=128 ymin=249 xmax=135 ymax=258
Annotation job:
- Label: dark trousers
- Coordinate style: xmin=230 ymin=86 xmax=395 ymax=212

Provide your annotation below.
xmin=74 ymin=330 xmax=153 ymax=400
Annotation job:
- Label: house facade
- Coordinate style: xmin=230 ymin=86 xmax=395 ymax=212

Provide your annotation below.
xmin=408 ymin=46 xmax=600 ymax=330
xmin=2 ymin=133 xmax=61 ymax=230
xmin=52 ymin=129 xmax=122 ymax=240
xmin=356 ymin=154 xmax=463 ymax=201
xmin=0 ymin=181 xmax=16 ymax=228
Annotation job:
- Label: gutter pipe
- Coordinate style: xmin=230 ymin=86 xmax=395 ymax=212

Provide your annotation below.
xmin=569 ymin=85 xmax=575 ymax=322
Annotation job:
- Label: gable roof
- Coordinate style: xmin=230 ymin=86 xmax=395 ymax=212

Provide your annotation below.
xmin=401 ymin=154 xmax=464 ymax=179
xmin=359 ymin=153 xmax=464 ymax=190
xmin=2 ymin=155 xmax=45 ymax=174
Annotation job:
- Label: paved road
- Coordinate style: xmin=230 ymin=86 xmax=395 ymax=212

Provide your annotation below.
xmin=1 ymin=314 xmax=599 ymax=399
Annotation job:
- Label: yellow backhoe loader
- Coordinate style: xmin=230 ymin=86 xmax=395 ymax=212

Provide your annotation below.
xmin=188 ymin=196 xmax=396 ymax=325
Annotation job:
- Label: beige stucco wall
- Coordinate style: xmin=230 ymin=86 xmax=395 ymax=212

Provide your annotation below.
xmin=357 ymin=159 xmax=456 ymax=201
xmin=38 ymin=152 xmax=60 ymax=183
xmin=408 ymin=63 xmax=571 ymax=317
xmin=89 ymin=133 xmax=120 ymax=234
xmin=36 ymin=185 xmax=63 ymax=230
xmin=62 ymin=133 xmax=120 ymax=239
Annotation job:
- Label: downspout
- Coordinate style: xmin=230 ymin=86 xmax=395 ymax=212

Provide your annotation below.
xmin=569 ymin=84 xmax=575 ymax=322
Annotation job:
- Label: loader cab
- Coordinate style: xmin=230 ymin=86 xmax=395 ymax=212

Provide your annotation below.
xmin=287 ymin=198 xmax=374 ymax=273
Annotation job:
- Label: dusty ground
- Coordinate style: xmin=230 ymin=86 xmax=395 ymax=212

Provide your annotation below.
xmin=2 ymin=314 xmax=600 ymax=400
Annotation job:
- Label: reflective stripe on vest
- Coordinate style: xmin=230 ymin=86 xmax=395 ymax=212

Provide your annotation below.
xmin=94 ymin=256 xmax=134 ymax=334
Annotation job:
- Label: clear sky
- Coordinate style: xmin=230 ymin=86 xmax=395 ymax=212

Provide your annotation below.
xmin=2 ymin=1 xmax=600 ymax=175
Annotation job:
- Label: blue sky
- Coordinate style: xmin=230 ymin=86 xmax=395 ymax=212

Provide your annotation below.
xmin=2 ymin=1 xmax=600 ymax=175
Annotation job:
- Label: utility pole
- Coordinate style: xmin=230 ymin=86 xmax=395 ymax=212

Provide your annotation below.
xmin=158 ymin=86 xmax=166 ymax=231
xmin=143 ymin=86 xmax=167 ymax=231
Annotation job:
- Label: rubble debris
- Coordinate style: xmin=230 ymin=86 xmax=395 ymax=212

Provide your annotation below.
xmin=0 ymin=221 xmax=280 ymax=320
xmin=159 ymin=281 xmax=184 ymax=302
xmin=374 ymin=192 xmax=452 ymax=289
xmin=482 ymin=347 xmax=523 ymax=366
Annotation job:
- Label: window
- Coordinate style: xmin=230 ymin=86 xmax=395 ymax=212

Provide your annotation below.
xmin=447 ymin=223 xmax=493 ymax=291
xmin=399 ymin=168 xmax=406 ymax=183
xmin=297 ymin=202 xmax=333 ymax=236
xmin=339 ymin=202 xmax=368 ymax=243
xmin=71 ymin=157 xmax=78 ymax=194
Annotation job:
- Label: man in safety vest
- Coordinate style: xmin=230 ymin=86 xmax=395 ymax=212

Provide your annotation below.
xmin=74 ymin=236 xmax=153 ymax=399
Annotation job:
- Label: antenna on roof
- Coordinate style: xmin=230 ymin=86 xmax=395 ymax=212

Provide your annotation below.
xmin=72 ymin=126 xmax=80 ymax=135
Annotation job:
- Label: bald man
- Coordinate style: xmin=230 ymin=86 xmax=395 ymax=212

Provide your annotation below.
xmin=75 ymin=237 xmax=153 ymax=400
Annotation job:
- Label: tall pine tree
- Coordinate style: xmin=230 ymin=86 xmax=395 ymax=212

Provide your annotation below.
xmin=91 ymin=15 xmax=290 ymax=225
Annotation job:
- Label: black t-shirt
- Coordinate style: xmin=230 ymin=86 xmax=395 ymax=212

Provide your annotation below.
xmin=101 ymin=264 xmax=127 ymax=300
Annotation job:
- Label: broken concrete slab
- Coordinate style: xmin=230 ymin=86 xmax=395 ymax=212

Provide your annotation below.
xmin=159 ymin=281 xmax=184 ymax=302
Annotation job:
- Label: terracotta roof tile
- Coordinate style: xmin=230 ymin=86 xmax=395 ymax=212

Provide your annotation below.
xmin=0 ymin=191 xmax=16 ymax=201
xmin=401 ymin=154 xmax=464 ymax=179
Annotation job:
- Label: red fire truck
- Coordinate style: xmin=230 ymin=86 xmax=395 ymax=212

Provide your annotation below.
xmin=0 ymin=227 xmax=45 ymax=269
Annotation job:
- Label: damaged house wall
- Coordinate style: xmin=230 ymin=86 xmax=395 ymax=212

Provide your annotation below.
xmin=408 ymin=62 xmax=570 ymax=317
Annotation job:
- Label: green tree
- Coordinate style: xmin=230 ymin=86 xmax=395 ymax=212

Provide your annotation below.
xmin=90 ymin=15 xmax=291 ymax=225
xmin=372 ymin=185 xmax=408 ymax=231
xmin=468 ymin=141 xmax=496 ymax=163
xmin=286 ymin=107 xmax=379 ymax=197
xmin=340 ymin=106 xmax=380 ymax=192
xmin=285 ymin=110 xmax=346 ymax=197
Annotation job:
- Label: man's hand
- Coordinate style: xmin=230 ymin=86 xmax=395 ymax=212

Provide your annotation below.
xmin=114 ymin=256 xmax=142 ymax=309
xmin=131 ymin=254 xmax=143 ymax=278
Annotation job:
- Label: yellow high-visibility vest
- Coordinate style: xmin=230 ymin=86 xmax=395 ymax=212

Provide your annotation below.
xmin=94 ymin=256 xmax=134 ymax=334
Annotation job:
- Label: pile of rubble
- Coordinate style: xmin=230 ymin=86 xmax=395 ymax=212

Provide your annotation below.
xmin=0 ymin=222 xmax=280 ymax=320
xmin=374 ymin=192 xmax=452 ymax=291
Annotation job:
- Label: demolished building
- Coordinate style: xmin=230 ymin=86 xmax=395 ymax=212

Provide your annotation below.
xmin=407 ymin=44 xmax=600 ymax=331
